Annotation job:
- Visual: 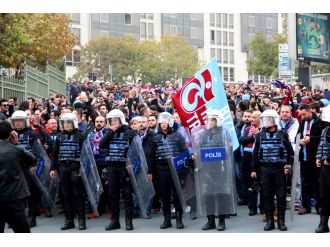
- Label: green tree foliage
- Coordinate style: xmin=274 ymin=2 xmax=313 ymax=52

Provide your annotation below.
xmin=247 ymin=32 xmax=287 ymax=77
xmin=0 ymin=13 xmax=76 ymax=68
xmin=75 ymin=35 xmax=199 ymax=84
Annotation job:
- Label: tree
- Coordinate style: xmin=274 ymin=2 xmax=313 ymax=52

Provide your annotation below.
xmin=0 ymin=14 xmax=76 ymax=68
xmin=247 ymin=32 xmax=287 ymax=77
xmin=75 ymin=35 xmax=199 ymax=84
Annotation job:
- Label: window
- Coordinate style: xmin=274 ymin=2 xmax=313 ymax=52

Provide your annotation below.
xmin=211 ymin=48 xmax=216 ymax=59
xmin=230 ymin=68 xmax=235 ymax=82
xmin=267 ymin=35 xmax=273 ymax=42
xmin=223 ymin=49 xmax=228 ymax=63
xmin=229 ymin=32 xmax=234 ymax=46
xmin=248 ymin=16 xmax=255 ymax=27
xmin=216 ymin=49 xmax=222 ymax=63
xmin=210 ymin=30 xmax=215 ymax=44
xmin=170 ymin=13 xmax=177 ymax=18
xmin=148 ymin=13 xmax=154 ymax=20
xmin=100 ymin=13 xmax=108 ymax=23
xmin=148 ymin=23 xmax=154 ymax=38
xmin=216 ymin=31 xmax=221 ymax=45
xmin=216 ymin=13 xmax=221 ymax=27
xmin=229 ymin=50 xmax=234 ymax=64
xmin=100 ymin=31 xmax=109 ymax=37
xmin=73 ymin=49 xmax=80 ymax=66
xmin=223 ymin=67 xmax=229 ymax=81
xmin=125 ymin=14 xmax=132 ymax=25
xmin=170 ymin=25 xmax=177 ymax=35
xmin=71 ymin=28 xmax=81 ymax=45
xmin=223 ymin=31 xmax=228 ymax=46
xmin=191 ymin=27 xmax=197 ymax=39
xmin=223 ymin=13 xmax=228 ymax=28
xmin=249 ymin=33 xmax=255 ymax=42
xmin=266 ymin=18 xmax=272 ymax=29
xmin=140 ymin=23 xmax=146 ymax=38
xmin=210 ymin=13 xmax=215 ymax=26
xmin=140 ymin=13 xmax=146 ymax=19
xmin=66 ymin=52 xmax=73 ymax=66
xmin=70 ymin=13 xmax=80 ymax=24
xmin=229 ymin=14 xmax=234 ymax=28
xmin=190 ymin=13 xmax=199 ymax=20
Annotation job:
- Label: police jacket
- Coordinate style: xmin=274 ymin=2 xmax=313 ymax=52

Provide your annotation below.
xmin=99 ymin=125 xmax=136 ymax=166
xmin=252 ymin=127 xmax=294 ymax=172
xmin=298 ymin=113 xmax=329 ymax=162
xmin=316 ymin=126 xmax=330 ymax=163
xmin=50 ymin=129 xmax=84 ymax=171
xmin=153 ymin=128 xmax=188 ymax=168
xmin=0 ymin=140 xmax=37 ymax=203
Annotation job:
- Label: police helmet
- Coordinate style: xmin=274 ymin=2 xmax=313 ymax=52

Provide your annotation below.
xmin=260 ymin=109 xmax=280 ymax=129
xmin=157 ymin=112 xmax=174 ymax=128
xmin=106 ymin=109 xmax=127 ymax=125
xmin=59 ymin=113 xmax=78 ymax=130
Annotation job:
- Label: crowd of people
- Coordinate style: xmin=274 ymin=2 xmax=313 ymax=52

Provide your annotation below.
xmin=1 ymin=75 xmax=330 ymax=233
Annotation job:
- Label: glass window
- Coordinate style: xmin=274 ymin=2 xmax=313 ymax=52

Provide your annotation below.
xmin=170 ymin=25 xmax=177 ymax=35
xmin=210 ymin=13 xmax=215 ymax=26
xmin=70 ymin=13 xmax=80 ymax=24
xmin=249 ymin=33 xmax=255 ymax=42
xmin=211 ymin=48 xmax=216 ymax=59
xmin=147 ymin=13 xmax=154 ymax=20
xmin=216 ymin=49 xmax=222 ymax=63
xmin=140 ymin=13 xmax=146 ymax=19
xmin=266 ymin=18 xmax=272 ymax=28
xmin=223 ymin=13 xmax=228 ymax=28
xmin=230 ymin=68 xmax=235 ymax=82
xmin=100 ymin=31 xmax=109 ymax=37
xmin=191 ymin=27 xmax=197 ymax=39
xmin=229 ymin=32 xmax=234 ymax=46
xmin=267 ymin=35 xmax=273 ymax=42
xmin=210 ymin=30 xmax=215 ymax=44
xmin=71 ymin=28 xmax=81 ymax=46
xmin=229 ymin=14 xmax=234 ymax=28
xmin=125 ymin=14 xmax=132 ymax=25
xmin=140 ymin=23 xmax=146 ymax=38
xmin=216 ymin=31 xmax=221 ymax=45
xmin=73 ymin=49 xmax=80 ymax=66
xmin=100 ymin=13 xmax=108 ymax=23
xmin=170 ymin=13 xmax=177 ymax=18
xmin=223 ymin=67 xmax=228 ymax=81
xmin=66 ymin=51 xmax=73 ymax=66
xmin=216 ymin=13 xmax=221 ymax=27
xmin=229 ymin=50 xmax=234 ymax=64
xmin=148 ymin=23 xmax=154 ymax=38
xmin=223 ymin=49 xmax=228 ymax=63
xmin=223 ymin=31 xmax=228 ymax=46
xmin=248 ymin=16 xmax=255 ymax=27
xmin=190 ymin=14 xmax=199 ymax=20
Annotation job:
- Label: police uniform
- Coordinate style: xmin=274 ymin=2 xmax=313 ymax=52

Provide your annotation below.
xmin=99 ymin=124 xmax=136 ymax=231
xmin=51 ymin=129 xmax=85 ymax=230
xmin=252 ymin=127 xmax=294 ymax=231
xmin=315 ymin=126 xmax=330 ymax=233
xmin=153 ymin=128 xmax=188 ymax=229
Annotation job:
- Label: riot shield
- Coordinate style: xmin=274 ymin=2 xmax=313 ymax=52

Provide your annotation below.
xmin=290 ymin=135 xmax=300 ymax=221
xmin=191 ymin=125 xmax=237 ymax=217
xmin=126 ymin=136 xmax=155 ymax=218
xmin=80 ymin=140 xmax=104 ymax=216
xmin=32 ymin=139 xmax=59 ymax=209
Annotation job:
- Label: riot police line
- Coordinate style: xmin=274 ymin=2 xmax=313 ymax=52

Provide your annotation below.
xmin=2 ymin=106 xmax=330 ymax=233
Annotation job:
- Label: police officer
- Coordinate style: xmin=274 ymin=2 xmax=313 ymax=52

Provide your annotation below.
xmin=99 ymin=109 xmax=136 ymax=231
xmin=10 ymin=111 xmax=42 ymax=228
xmin=251 ymin=110 xmax=294 ymax=231
xmin=49 ymin=113 xmax=86 ymax=231
xmin=87 ymin=115 xmax=109 ymax=216
xmin=315 ymin=106 xmax=330 ymax=233
xmin=152 ymin=112 xmax=188 ymax=229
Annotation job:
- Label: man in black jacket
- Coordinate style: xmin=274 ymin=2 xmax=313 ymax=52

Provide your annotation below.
xmin=0 ymin=120 xmax=37 ymax=233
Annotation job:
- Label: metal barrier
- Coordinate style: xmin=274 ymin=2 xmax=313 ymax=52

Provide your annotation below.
xmin=0 ymin=64 xmax=65 ymax=103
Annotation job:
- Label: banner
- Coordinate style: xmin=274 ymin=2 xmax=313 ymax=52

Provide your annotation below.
xmin=172 ymin=58 xmax=239 ymax=150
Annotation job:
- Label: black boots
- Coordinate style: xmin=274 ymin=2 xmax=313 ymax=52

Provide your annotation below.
xmin=277 ymin=212 xmax=287 ymax=231
xmin=125 ymin=214 xmax=134 ymax=231
xmin=176 ymin=212 xmax=184 ymax=229
xmin=217 ymin=215 xmax=226 ymax=231
xmin=78 ymin=215 xmax=86 ymax=230
xmin=264 ymin=213 xmax=275 ymax=231
xmin=160 ymin=213 xmax=172 ymax=229
xmin=202 ymin=215 xmax=216 ymax=230
xmin=315 ymin=216 xmax=330 ymax=233
xmin=105 ymin=215 xmax=121 ymax=231
xmin=61 ymin=217 xmax=75 ymax=230
xmin=27 ymin=217 xmax=37 ymax=228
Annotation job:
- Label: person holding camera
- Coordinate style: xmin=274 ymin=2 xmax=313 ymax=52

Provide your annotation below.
xmin=49 ymin=113 xmax=86 ymax=231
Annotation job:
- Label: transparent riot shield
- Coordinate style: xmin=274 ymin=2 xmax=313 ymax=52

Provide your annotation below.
xmin=126 ymin=136 xmax=155 ymax=218
xmin=191 ymin=125 xmax=237 ymax=217
xmin=290 ymin=135 xmax=300 ymax=221
xmin=80 ymin=139 xmax=104 ymax=216
xmin=32 ymin=139 xmax=59 ymax=209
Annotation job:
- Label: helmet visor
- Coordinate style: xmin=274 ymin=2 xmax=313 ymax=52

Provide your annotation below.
xmin=260 ymin=116 xmax=276 ymax=128
xmin=60 ymin=120 xmax=74 ymax=131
